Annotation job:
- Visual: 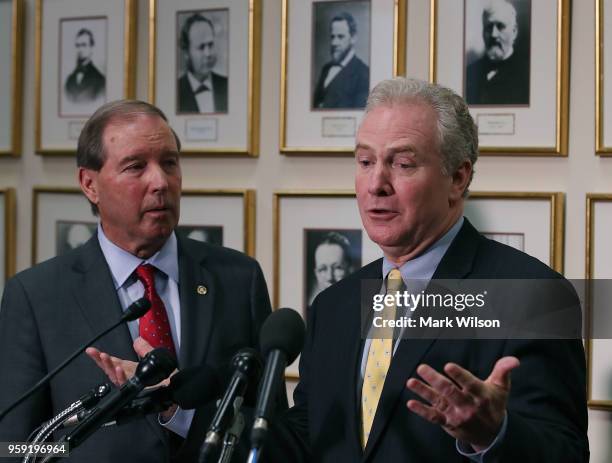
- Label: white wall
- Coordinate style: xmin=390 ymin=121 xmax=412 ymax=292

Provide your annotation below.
xmin=0 ymin=0 xmax=610 ymax=458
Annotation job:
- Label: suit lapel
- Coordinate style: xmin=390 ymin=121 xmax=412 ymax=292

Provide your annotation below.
xmin=70 ymin=236 xmax=136 ymax=361
xmin=177 ymin=237 xmax=215 ymax=369
xmin=362 ymin=220 xmax=481 ymax=460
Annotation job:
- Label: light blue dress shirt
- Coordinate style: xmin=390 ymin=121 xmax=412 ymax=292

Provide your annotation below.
xmin=358 ymin=217 xmax=506 ymax=462
xmin=97 ymin=224 xmax=194 ymax=438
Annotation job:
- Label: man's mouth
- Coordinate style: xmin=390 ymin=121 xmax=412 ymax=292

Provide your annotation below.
xmin=367 ymin=208 xmax=399 ymax=220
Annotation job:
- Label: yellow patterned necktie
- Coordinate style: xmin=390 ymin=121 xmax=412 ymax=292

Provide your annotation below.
xmin=361 ymin=268 xmax=404 ymax=448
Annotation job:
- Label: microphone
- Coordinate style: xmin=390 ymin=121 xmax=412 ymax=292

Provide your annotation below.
xmin=0 ymin=298 xmax=151 ymax=422
xmin=249 ymin=309 xmax=305 ymax=451
xmin=61 ymin=364 xmax=221 ymax=428
xmin=199 ymin=348 xmax=263 ymax=462
xmin=57 ymin=347 xmax=176 ymax=452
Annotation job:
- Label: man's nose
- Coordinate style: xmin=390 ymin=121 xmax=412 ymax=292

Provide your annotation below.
xmin=368 ymin=164 xmax=393 ymax=196
xmin=148 ymin=164 xmax=169 ymax=191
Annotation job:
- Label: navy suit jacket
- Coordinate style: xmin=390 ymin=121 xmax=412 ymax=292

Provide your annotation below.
xmin=177 ymin=73 xmax=228 ymax=114
xmin=0 ymin=235 xmax=273 ymax=462
xmin=264 ymin=219 xmax=588 ymax=462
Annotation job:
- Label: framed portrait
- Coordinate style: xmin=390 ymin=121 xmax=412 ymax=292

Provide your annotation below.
xmin=431 ymin=0 xmax=569 ymax=155
xmin=35 ymin=0 xmax=137 ymax=155
xmin=464 ymin=191 xmax=565 ymax=272
xmin=585 ymin=194 xmax=612 ymax=409
xmin=149 ymin=0 xmax=261 ymax=156
xmin=0 ymin=188 xmax=16 ymax=294
xmin=32 ymin=187 xmax=97 ymax=264
xmin=0 ymin=0 xmax=24 ymax=157
xmin=596 ymin=0 xmax=612 ymax=154
xmin=179 ymin=189 xmax=255 ymax=256
xmin=280 ymin=0 xmax=407 ymax=154
xmin=273 ymin=191 xmax=381 ymax=378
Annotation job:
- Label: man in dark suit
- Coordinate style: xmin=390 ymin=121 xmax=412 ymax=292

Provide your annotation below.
xmin=313 ymin=12 xmax=369 ymax=109
xmin=264 ymin=77 xmax=587 ymax=462
xmin=64 ymin=28 xmax=106 ymax=103
xmin=177 ymin=13 xmax=228 ymax=114
xmin=0 ymin=100 xmax=272 ymax=462
xmin=465 ymin=0 xmax=529 ymax=105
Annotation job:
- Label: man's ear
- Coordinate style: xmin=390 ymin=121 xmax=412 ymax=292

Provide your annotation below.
xmin=450 ymin=160 xmax=473 ymax=201
xmin=78 ymin=167 xmax=99 ymax=206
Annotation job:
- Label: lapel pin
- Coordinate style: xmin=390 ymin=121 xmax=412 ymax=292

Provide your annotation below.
xmin=197 ymin=285 xmax=208 ymax=295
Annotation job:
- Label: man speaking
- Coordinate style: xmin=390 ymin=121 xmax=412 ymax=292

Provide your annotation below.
xmin=265 ymin=77 xmax=588 ymax=462
xmin=0 ymin=100 xmax=273 ymax=462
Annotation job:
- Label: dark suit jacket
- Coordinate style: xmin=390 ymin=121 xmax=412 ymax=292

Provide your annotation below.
xmin=313 ymin=55 xmax=369 ymax=109
xmin=465 ymin=53 xmax=530 ymax=106
xmin=64 ymin=62 xmax=106 ymax=103
xmin=0 ymin=234 xmax=273 ymax=462
xmin=177 ymin=73 xmax=228 ymax=114
xmin=264 ymin=219 xmax=588 ymax=462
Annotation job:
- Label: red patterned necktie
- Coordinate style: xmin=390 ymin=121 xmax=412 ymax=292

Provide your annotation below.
xmin=135 ymin=264 xmax=176 ymax=356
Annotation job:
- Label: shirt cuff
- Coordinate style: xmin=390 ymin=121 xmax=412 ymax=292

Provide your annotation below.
xmin=159 ymin=407 xmax=195 ymax=438
xmin=456 ymin=413 xmax=508 ymax=463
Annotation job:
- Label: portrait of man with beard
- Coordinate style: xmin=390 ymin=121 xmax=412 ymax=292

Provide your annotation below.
xmin=312 ymin=1 xmax=371 ymax=110
xmin=464 ymin=0 xmax=531 ymax=106
xmin=176 ymin=11 xmax=228 ymax=114
xmin=60 ymin=18 xmax=107 ymax=116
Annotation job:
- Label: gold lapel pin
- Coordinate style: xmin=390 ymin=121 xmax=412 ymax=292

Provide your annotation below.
xmin=197 ymin=285 xmax=207 ymax=295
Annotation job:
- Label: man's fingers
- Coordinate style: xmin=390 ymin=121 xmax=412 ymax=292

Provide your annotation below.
xmin=444 ymin=362 xmax=485 ymax=396
xmin=115 ymin=365 xmax=128 ymax=385
xmin=416 ymin=364 xmax=470 ymax=406
xmin=487 ymin=356 xmax=520 ymax=389
xmin=406 ymin=399 xmax=447 ymax=426
xmin=133 ymin=337 xmax=154 ymax=358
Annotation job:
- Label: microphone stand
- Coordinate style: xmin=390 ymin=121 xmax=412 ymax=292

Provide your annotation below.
xmin=216 ymin=397 xmax=245 ymax=463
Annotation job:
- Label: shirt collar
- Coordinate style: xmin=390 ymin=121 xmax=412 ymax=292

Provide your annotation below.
xmin=187 ymin=71 xmax=213 ymax=92
xmin=97 ymin=224 xmax=180 ymax=289
xmin=382 ymin=217 xmax=464 ymax=282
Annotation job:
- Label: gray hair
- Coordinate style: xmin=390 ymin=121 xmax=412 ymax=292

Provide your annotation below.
xmin=77 ymin=99 xmax=181 ymax=214
xmin=364 ymin=77 xmax=478 ymax=194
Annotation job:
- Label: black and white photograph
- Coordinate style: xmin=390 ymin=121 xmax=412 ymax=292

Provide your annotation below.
xmin=304 ymin=228 xmax=361 ymax=309
xmin=176 ymin=9 xmax=229 ymax=115
xmin=311 ymin=0 xmax=371 ymax=110
xmin=177 ymin=225 xmax=223 ymax=246
xmin=464 ymin=0 xmax=531 ymax=106
xmin=55 ymin=220 xmax=96 ymax=256
xmin=59 ymin=16 xmax=107 ymax=117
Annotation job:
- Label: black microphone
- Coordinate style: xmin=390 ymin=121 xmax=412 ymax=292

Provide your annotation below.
xmin=250 ymin=309 xmax=305 ymax=451
xmin=199 ymin=348 xmax=263 ymax=462
xmin=0 ymin=298 xmax=151 ymax=422
xmin=61 ymin=364 xmax=221 ymax=428
xmin=57 ymin=348 xmax=176 ymax=452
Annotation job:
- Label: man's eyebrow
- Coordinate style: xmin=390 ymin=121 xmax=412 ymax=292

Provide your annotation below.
xmin=354 ymin=142 xmax=372 ymax=152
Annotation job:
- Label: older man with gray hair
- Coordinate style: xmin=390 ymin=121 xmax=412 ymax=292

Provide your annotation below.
xmin=264 ymin=77 xmax=587 ymax=462
xmin=466 ymin=0 xmax=530 ymax=105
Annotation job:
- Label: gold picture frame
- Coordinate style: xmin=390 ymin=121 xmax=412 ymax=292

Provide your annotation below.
xmin=0 ymin=0 xmax=24 ymax=157
xmin=180 ymin=189 xmax=256 ymax=257
xmin=280 ymin=0 xmax=407 ymax=155
xmin=430 ymin=0 xmax=570 ymax=156
xmin=585 ymin=193 xmax=612 ymax=409
xmin=34 ymin=0 xmax=137 ymax=156
xmin=596 ymin=0 xmax=612 ymax=154
xmin=273 ymin=190 xmax=383 ymax=379
xmin=1 ymin=188 xmax=17 ymax=289
xmin=466 ymin=191 xmax=565 ymax=273
xmin=148 ymin=0 xmax=261 ymax=157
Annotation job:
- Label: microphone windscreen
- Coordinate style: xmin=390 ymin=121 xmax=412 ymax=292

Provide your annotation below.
xmin=122 ymin=298 xmax=152 ymax=321
xmin=136 ymin=347 xmax=177 ymax=387
xmin=259 ymin=308 xmax=305 ymax=364
xmin=169 ymin=365 xmax=221 ymax=409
